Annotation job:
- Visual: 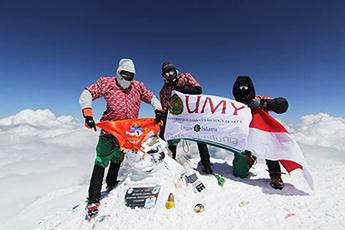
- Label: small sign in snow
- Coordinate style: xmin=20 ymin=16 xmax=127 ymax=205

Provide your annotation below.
xmin=124 ymin=185 xmax=160 ymax=209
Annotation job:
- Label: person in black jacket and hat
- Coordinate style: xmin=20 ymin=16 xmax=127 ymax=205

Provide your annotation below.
xmin=232 ymin=75 xmax=288 ymax=189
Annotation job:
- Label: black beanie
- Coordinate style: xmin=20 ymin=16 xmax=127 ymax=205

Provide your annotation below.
xmin=162 ymin=61 xmax=176 ymax=73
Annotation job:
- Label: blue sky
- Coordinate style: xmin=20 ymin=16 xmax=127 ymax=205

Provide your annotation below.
xmin=1 ymin=0 xmax=344 ymax=122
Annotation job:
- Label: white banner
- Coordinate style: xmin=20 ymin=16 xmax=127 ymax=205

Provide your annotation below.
xmin=164 ymin=91 xmax=252 ymax=151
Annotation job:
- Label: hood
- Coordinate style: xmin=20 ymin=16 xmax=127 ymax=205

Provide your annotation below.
xmin=232 ymin=76 xmax=256 ymax=104
xmin=116 ymin=58 xmax=136 ymax=76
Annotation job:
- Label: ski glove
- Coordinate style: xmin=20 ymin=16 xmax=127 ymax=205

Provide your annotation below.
xmin=174 ymin=85 xmax=202 ymax=95
xmin=265 ymin=97 xmax=288 ymax=114
xmin=83 ymin=108 xmax=97 ymax=131
xmin=248 ymin=98 xmax=267 ymax=110
xmin=155 ymin=109 xmax=165 ymax=124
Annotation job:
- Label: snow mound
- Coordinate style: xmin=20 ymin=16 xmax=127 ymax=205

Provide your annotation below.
xmin=5 ymin=143 xmax=345 ymax=230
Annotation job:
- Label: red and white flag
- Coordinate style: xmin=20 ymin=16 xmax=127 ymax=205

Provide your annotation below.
xmin=247 ymin=108 xmax=314 ymax=190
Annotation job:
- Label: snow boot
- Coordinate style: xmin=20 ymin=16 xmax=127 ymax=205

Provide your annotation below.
xmin=266 ymin=160 xmax=284 ymax=189
xmin=269 ymin=172 xmax=284 ymax=190
xmin=201 ymin=161 xmax=213 ymax=174
xmin=86 ymin=201 xmax=100 ymax=220
xmin=106 ymin=181 xmax=120 ymax=193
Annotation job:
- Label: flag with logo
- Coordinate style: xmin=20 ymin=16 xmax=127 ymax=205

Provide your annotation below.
xmin=165 ymin=91 xmax=313 ymax=189
xmin=164 ymin=91 xmax=252 ymax=152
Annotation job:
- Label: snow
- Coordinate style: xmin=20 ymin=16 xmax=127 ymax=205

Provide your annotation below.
xmin=0 ymin=109 xmax=345 ymax=230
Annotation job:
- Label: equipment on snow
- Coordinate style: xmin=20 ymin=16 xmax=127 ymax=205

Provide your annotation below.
xmin=184 ymin=166 xmax=206 ymax=193
xmin=213 ymin=173 xmax=225 ymax=187
xmin=232 ymin=150 xmax=256 ymax=178
xmin=165 ymin=193 xmax=175 ymax=209
xmin=194 ymin=203 xmax=205 ymax=213
xmin=175 ymin=156 xmax=206 ymax=193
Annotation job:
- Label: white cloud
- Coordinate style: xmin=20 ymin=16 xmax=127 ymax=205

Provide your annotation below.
xmin=0 ymin=109 xmax=77 ymax=127
xmin=288 ymin=113 xmax=345 ymax=151
xmin=0 ymin=109 xmax=98 ymax=223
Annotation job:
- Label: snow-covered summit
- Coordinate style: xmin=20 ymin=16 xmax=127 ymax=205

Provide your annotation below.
xmin=0 ymin=109 xmax=344 ymax=230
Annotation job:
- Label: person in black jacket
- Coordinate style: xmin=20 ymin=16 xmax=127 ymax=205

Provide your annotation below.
xmin=158 ymin=61 xmax=213 ymax=174
xmin=232 ymin=76 xmax=288 ymax=189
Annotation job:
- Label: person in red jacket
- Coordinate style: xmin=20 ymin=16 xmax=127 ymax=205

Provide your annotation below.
xmin=159 ymin=61 xmax=213 ymax=174
xmin=79 ymin=58 xmax=163 ymax=218
xmin=232 ymin=76 xmax=288 ymax=189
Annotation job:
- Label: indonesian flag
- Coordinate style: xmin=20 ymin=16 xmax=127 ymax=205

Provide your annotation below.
xmin=247 ymin=108 xmax=314 ymax=190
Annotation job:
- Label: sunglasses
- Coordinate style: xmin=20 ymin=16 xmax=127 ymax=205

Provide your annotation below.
xmin=120 ymin=71 xmax=135 ymax=80
xmin=162 ymin=70 xmax=176 ymax=78
xmin=239 ymin=85 xmax=249 ymax=90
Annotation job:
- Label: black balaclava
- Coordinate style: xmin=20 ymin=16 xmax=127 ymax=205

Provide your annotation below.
xmin=161 ymin=61 xmax=178 ymax=86
xmin=232 ymin=76 xmax=256 ymax=104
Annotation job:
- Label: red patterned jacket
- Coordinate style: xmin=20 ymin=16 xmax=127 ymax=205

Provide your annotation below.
xmin=87 ymin=77 xmax=154 ymax=121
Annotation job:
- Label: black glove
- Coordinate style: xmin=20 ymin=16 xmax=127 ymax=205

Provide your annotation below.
xmin=174 ymin=85 xmax=202 ymax=95
xmin=248 ymin=98 xmax=267 ymax=110
xmin=155 ymin=110 xmax=165 ymax=124
xmin=85 ymin=116 xmax=97 ymax=131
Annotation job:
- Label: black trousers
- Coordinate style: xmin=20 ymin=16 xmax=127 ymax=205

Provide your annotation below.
xmin=266 ymin=160 xmax=281 ymax=173
xmin=88 ymin=162 xmax=120 ymax=204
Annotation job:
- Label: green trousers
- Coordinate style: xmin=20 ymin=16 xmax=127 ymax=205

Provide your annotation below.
xmin=95 ymin=134 xmax=124 ymax=168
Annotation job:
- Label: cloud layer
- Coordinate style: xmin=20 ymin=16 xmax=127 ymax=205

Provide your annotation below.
xmin=288 ymin=113 xmax=345 ymax=151
xmin=0 ymin=109 xmax=98 ymax=223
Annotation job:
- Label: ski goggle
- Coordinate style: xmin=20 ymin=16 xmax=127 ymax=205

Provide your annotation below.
xmin=162 ymin=70 xmax=176 ymax=79
xmin=239 ymin=85 xmax=249 ymax=90
xmin=120 ymin=71 xmax=135 ymax=81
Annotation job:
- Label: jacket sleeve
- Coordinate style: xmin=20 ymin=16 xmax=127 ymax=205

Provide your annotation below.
xmin=138 ymin=82 xmax=154 ymax=104
xmin=150 ymin=95 xmax=163 ymax=111
xmin=175 ymin=73 xmax=203 ymax=95
xmin=86 ymin=77 xmax=105 ymax=100
xmin=263 ymin=97 xmax=288 ymax=114
xmin=79 ymin=89 xmax=93 ymax=109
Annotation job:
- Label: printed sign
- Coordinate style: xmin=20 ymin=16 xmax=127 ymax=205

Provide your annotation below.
xmin=165 ymin=91 xmax=252 ymax=151
xmin=124 ymin=185 xmax=160 ymax=209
